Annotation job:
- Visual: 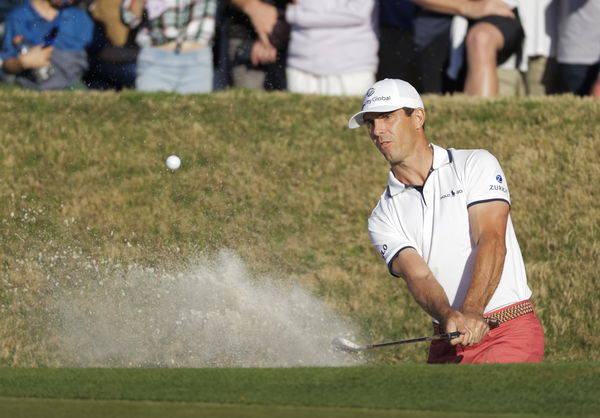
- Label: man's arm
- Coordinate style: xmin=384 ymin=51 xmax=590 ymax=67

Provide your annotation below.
xmin=409 ymin=0 xmax=515 ymax=19
xmin=390 ymin=248 xmax=476 ymax=346
xmin=231 ymin=0 xmax=278 ymax=46
xmin=460 ymin=200 xmax=509 ymax=342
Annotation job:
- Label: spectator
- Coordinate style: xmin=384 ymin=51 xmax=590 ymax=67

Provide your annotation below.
xmin=411 ymin=7 xmax=454 ymax=94
xmin=216 ymin=0 xmax=290 ymax=91
xmin=121 ymin=0 xmax=217 ymax=94
xmin=285 ymin=0 xmax=378 ymax=96
xmin=410 ymin=0 xmax=524 ymax=97
xmin=0 ymin=0 xmax=24 ymax=82
xmin=1 ymin=0 xmax=93 ymax=90
xmin=509 ymin=0 xmax=559 ymax=96
xmin=85 ymin=0 xmax=138 ymax=90
xmin=377 ymin=0 xmax=420 ymax=91
xmin=556 ymin=0 xmax=600 ymax=96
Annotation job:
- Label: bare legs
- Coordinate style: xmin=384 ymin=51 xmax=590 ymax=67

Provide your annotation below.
xmin=464 ymin=22 xmax=505 ymax=97
xmin=593 ymin=74 xmax=600 ymax=98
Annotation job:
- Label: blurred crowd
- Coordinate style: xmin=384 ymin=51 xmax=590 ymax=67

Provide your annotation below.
xmin=0 ymin=0 xmax=598 ymax=97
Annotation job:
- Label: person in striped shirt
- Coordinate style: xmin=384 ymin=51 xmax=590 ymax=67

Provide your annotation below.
xmin=121 ymin=0 xmax=216 ymax=93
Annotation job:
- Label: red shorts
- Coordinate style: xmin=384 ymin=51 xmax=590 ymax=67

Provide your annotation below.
xmin=427 ymin=301 xmax=545 ymax=364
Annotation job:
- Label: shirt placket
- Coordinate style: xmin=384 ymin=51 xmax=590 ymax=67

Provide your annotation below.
xmin=421 ymin=178 xmax=435 ymax=262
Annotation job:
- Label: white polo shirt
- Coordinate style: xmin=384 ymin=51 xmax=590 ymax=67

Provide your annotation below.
xmin=368 ymin=144 xmax=532 ymax=315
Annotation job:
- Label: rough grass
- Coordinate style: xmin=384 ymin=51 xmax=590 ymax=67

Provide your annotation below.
xmin=0 ymin=89 xmax=598 ymax=365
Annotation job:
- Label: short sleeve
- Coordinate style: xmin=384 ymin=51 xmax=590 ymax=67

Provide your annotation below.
xmin=464 ymin=150 xmax=511 ymax=208
xmin=368 ymin=201 xmax=416 ymax=267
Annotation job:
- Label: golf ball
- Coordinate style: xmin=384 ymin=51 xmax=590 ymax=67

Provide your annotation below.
xmin=166 ymin=155 xmax=181 ymax=171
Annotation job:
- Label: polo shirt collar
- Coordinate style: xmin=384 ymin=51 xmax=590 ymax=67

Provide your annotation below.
xmin=387 ymin=143 xmax=452 ymax=196
xmin=430 ymin=143 xmax=452 ymax=170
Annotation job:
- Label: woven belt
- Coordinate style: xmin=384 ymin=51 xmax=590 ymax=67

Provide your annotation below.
xmin=484 ymin=300 xmax=534 ymax=325
xmin=433 ymin=300 xmax=535 ymax=333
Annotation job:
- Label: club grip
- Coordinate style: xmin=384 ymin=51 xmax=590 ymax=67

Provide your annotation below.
xmin=438 ymin=331 xmax=461 ymax=339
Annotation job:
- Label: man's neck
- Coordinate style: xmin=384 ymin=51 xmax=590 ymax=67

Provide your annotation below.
xmin=391 ymin=143 xmax=433 ymax=186
xmin=31 ymin=0 xmax=58 ymax=21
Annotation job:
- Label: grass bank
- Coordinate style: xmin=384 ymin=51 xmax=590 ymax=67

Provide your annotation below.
xmin=0 ymin=363 xmax=598 ymax=417
xmin=0 ymin=89 xmax=598 ymax=364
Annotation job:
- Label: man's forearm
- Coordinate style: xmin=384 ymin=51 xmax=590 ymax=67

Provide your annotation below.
xmin=461 ymin=235 xmax=506 ymax=314
xmin=409 ymin=0 xmax=515 ymax=19
xmin=390 ymin=248 xmax=455 ymax=324
xmin=404 ymin=273 xmax=455 ymax=324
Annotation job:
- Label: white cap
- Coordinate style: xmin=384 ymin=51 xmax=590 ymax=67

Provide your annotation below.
xmin=348 ymin=79 xmax=424 ymax=129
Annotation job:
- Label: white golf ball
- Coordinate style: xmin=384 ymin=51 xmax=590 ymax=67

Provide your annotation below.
xmin=166 ymin=155 xmax=181 ymax=171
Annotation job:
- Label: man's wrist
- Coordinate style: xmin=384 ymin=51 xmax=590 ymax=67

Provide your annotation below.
xmin=437 ymin=306 xmax=456 ymax=325
xmin=461 ymin=301 xmax=485 ymax=315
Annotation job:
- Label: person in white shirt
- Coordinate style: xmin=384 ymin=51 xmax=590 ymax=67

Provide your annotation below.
xmin=284 ymin=0 xmax=378 ymax=96
xmin=555 ymin=0 xmax=600 ymax=96
xmin=348 ymin=78 xmax=544 ymax=363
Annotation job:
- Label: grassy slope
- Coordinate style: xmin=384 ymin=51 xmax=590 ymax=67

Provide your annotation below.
xmin=3 ymin=398 xmax=510 ymax=418
xmin=0 ymin=89 xmax=599 ymax=365
xmin=0 ymin=364 xmax=599 ymax=417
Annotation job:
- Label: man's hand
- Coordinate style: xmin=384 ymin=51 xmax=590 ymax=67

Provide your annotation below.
xmin=250 ymin=40 xmax=277 ymax=66
xmin=445 ymin=310 xmax=490 ymax=346
xmin=19 ymin=45 xmax=53 ymax=70
xmin=236 ymin=0 xmax=278 ymax=47
xmin=460 ymin=0 xmax=515 ymax=19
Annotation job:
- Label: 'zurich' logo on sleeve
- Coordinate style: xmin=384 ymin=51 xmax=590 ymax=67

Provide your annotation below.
xmin=496 ymin=175 xmax=503 ymax=183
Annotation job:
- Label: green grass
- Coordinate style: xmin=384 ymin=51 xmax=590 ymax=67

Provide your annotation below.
xmin=0 ymin=89 xmax=598 ymax=365
xmin=0 ymin=363 xmax=598 ymax=417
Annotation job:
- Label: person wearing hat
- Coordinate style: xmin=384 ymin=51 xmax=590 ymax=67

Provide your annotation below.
xmin=349 ymin=78 xmax=544 ymax=363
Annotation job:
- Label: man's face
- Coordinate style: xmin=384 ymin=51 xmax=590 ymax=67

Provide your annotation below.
xmin=363 ymin=109 xmax=416 ymax=165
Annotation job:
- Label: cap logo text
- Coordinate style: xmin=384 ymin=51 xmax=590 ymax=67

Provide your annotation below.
xmin=362 ymin=95 xmax=391 ymax=109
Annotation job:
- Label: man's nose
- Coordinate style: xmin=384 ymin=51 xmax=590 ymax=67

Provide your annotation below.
xmin=372 ymin=119 xmax=386 ymax=136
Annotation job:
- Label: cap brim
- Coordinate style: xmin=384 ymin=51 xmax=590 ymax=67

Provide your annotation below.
xmin=348 ymin=105 xmax=405 ymax=129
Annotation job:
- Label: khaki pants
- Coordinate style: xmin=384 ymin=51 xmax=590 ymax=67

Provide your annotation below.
xmin=526 ymin=56 xmax=559 ymax=95
xmin=498 ymin=68 xmax=525 ymax=97
xmin=498 ymin=57 xmax=560 ymax=97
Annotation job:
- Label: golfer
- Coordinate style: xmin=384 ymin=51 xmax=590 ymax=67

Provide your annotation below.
xmin=349 ymin=79 xmax=544 ymax=363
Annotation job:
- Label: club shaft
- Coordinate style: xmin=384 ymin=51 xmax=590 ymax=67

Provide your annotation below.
xmin=363 ymin=332 xmax=460 ymax=350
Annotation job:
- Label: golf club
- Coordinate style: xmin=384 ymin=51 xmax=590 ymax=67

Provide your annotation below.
xmin=332 ymin=331 xmax=461 ymax=353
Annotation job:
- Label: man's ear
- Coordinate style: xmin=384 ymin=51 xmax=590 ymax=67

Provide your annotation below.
xmin=413 ymin=108 xmax=426 ymax=130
